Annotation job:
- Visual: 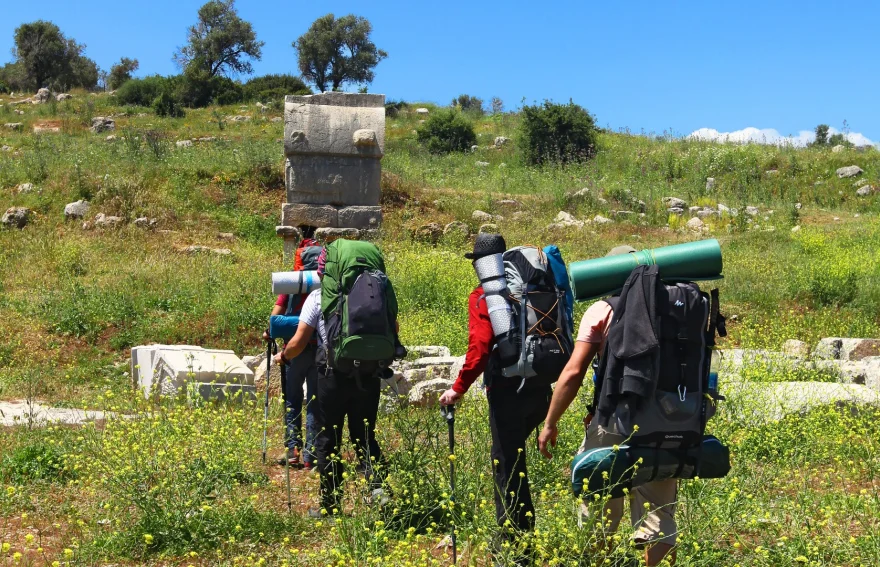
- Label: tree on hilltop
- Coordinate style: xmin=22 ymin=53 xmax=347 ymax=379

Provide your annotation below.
xmin=108 ymin=57 xmax=140 ymax=90
xmin=10 ymin=21 xmax=98 ymax=90
xmin=174 ymin=0 xmax=264 ymax=77
xmin=812 ymin=124 xmax=830 ymax=146
xmin=293 ymin=14 xmax=387 ymax=92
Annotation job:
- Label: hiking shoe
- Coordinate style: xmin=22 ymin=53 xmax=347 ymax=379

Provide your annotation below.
xmin=278 ymin=447 xmax=302 ymax=467
xmin=307 ymin=507 xmax=326 ymax=519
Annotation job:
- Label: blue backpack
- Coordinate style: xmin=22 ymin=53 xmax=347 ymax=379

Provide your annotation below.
xmin=543 ymin=245 xmax=574 ymax=334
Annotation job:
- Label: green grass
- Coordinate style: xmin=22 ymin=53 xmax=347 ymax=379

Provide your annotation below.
xmin=2 ymin=91 xmax=880 ymax=566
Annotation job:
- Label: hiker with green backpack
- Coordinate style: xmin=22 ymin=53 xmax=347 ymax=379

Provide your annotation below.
xmin=274 ymin=239 xmax=403 ymax=518
xmin=537 ymin=245 xmax=728 ymax=566
xmin=439 ymin=233 xmax=575 ymax=566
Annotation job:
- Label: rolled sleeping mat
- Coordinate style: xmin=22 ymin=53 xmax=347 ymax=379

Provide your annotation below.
xmin=269 ymin=315 xmax=299 ymax=341
xmin=571 ymin=435 xmax=731 ymax=499
xmin=472 ymin=253 xmax=519 ymax=365
xmin=272 ymin=271 xmax=321 ymax=295
xmin=568 ymin=239 xmax=723 ymax=301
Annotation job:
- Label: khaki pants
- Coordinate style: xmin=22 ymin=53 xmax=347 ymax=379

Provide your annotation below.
xmin=577 ymin=418 xmax=678 ymax=547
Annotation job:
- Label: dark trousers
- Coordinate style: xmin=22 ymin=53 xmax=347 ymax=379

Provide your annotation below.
xmin=281 ymin=344 xmax=319 ymax=464
xmin=314 ymin=368 xmax=383 ymax=511
xmin=487 ymin=374 xmax=552 ymax=533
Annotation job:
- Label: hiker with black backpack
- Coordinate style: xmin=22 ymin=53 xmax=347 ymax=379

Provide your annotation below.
xmin=274 ymin=239 xmax=403 ymax=518
xmin=439 ymin=233 xmax=574 ymax=565
xmin=538 ymin=245 xmax=726 ymax=566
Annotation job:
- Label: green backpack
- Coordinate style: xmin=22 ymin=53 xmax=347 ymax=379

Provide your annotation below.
xmin=320 ymin=239 xmax=399 ymax=374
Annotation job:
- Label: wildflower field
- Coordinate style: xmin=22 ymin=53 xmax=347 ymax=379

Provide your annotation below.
xmin=2 ymin=92 xmax=880 ymax=566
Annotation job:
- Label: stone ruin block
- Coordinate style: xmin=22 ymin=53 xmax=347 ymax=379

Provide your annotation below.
xmin=131 ymin=345 xmax=254 ymax=401
xmin=279 ymin=92 xmax=385 ymax=238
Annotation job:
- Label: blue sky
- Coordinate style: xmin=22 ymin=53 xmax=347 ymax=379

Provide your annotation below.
xmin=3 ymin=0 xmax=878 ymax=145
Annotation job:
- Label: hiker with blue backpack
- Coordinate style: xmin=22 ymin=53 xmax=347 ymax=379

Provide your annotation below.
xmin=275 ymin=239 xmax=404 ymax=518
xmin=538 ymin=244 xmax=728 ymax=566
xmin=439 ymin=233 xmax=575 ymax=566
xmin=264 ymin=238 xmax=323 ymax=470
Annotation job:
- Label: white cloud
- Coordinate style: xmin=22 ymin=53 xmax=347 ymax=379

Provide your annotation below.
xmin=688 ymin=126 xmax=877 ymax=148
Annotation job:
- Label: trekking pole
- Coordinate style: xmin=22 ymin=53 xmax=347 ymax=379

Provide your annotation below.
xmin=262 ymin=339 xmax=277 ymax=465
xmin=440 ymin=404 xmax=457 ymax=564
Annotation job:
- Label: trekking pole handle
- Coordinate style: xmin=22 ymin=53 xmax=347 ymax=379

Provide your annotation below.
xmin=440 ymin=404 xmax=455 ymax=422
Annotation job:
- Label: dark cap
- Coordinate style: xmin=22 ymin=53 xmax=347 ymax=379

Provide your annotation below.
xmin=465 ymin=233 xmax=507 ymax=259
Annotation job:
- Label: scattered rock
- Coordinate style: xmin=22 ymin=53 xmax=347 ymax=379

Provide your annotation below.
xmin=415 ymin=108 xmax=429 ymax=115
xmin=831 ymin=144 xmax=845 ymax=153
xmin=90 ymin=117 xmax=116 ymax=133
xmin=686 ymin=217 xmax=705 ymax=232
xmin=105 ymin=135 xmax=117 ymax=142
xmin=475 ymin=161 xmax=490 ymax=168
xmin=33 ymin=88 xmax=52 ymax=103
xmin=0 ymin=145 xmax=11 ymax=152
xmin=815 ymin=338 xmax=880 ymax=362
xmin=696 ymin=208 xmax=717 ymax=219
xmin=94 ymin=213 xmax=124 ymax=229
xmin=745 ymin=206 xmax=760 ymax=216
xmin=496 ymin=199 xmax=520 ymax=209
xmin=856 ymin=186 xmax=875 ymax=197
xmin=667 ymin=207 xmax=684 ymax=215
xmin=56 ymin=93 xmax=72 ymax=102
xmin=64 ymin=200 xmax=90 ymax=220
xmin=408 ymin=377 xmax=455 ymax=408
xmin=782 ymin=339 xmax=811 ymax=358
xmin=791 ymin=225 xmax=801 ymax=232
xmin=472 ymin=210 xmax=494 ymax=222
xmin=568 ymin=188 xmax=591 ymax=200
xmin=133 ymin=217 xmax=158 ymax=229
xmin=415 ymin=222 xmax=443 ymax=244
xmin=593 ymin=214 xmax=613 ymax=225
xmin=270 ymin=117 xmax=283 ymax=123
xmin=443 ymin=221 xmax=470 ymax=238
xmin=406 ymin=346 xmax=452 ymax=358
xmin=0 ymin=399 xmax=107 ymax=427
xmin=1 ymin=207 xmax=31 ymax=229
xmin=32 ymin=123 xmax=61 ymax=134
xmin=705 ymin=177 xmax=715 ymax=190
xmin=470 ymin=145 xmax=479 ymax=152
xmin=494 ymin=136 xmax=510 ymax=148
xmin=612 ymin=210 xmax=634 ymax=219
xmin=181 ymin=245 xmax=232 ymax=256
xmin=836 ymin=165 xmax=863 ymax=178
xmin=16 ymin=183 xmax=35 ymax=194
xmin=175 ymin=140 xmax=193 ymax=148
xmin=663 ymin=197 xmax=687 ymax=209
xmin=478 ymin=223 xmax=498 ymax=233
xmin=726 ymin=381 xmax=880 ymax=424
xmin=228 ymin=115 xmax=251 ymax=122
xmin=217 ymin=232 xmax=235 ymax=241
xmin=854 ymin=179 xmax=869 ymax=188
xmin=718 ymin=203 xmax=731 ymax=215
xmin=4 ymin=123 xmax=24 ymax=131
xmin=547 ymin=211 xmax=585 ymax=230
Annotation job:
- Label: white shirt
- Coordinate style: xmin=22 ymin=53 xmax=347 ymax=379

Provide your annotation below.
xmin=299 ymin=289 xmax=327 ymax=344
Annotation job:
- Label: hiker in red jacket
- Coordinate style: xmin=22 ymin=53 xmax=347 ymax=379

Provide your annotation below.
xmin=439 ymin=233 xmax=552 ymax=566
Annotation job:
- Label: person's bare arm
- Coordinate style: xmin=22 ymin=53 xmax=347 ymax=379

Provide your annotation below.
xmin=274 ymin=322 xmax=316 ymax=364
xmin=538 ymin=341 xmax=602 ymax=458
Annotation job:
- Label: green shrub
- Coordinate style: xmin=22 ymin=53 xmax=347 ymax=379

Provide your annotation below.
xmin=152 ymin=92 xmax=184 ymax=118
xmin=1 ymin=441 xmax=71 ymax=482
xmin=517 ymin=100 xmax=598 ymax=165
xmin=385 ymin=99 xmax=410 ymax=117
xmin=177 ymin=68 xmax=243 ymax=108
xmin=242 ymin=74 xmax=310 ymax=103
xmin=451 ymin=94 xmax=484 ymax=115
xmin=416 ymin=109 xmax=477 ymax=154
xmin=115 ymin=75 xmax=175 ymax=107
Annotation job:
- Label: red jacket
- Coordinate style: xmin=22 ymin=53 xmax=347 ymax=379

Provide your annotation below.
xmin=452 ymin=286 xmax=496 ymax=394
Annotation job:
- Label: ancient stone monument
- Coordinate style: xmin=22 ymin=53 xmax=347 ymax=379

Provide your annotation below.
xmin=277 ymin=92 xmax=385 ymax=256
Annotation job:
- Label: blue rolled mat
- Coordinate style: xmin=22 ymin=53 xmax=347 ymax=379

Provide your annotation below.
xmin=269 ymin=315 xmax=300 ymax=341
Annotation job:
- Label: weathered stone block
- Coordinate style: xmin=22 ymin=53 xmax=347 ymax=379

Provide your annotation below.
xmin=285 ymin=155 xmax=381 ymax=205
xmin=337 ymin=206 xmax=382 ymax=229
xmin=281 ymin=203 xmax=338 ymax=228
xmin=314 ymin=227 xmax=360 ymax=243
xmin=284 ymin=93 xmax=385 ymax=157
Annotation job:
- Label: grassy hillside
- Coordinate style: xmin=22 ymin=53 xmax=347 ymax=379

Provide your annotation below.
xmin=3 ymin=92 xmax=880 ymax=566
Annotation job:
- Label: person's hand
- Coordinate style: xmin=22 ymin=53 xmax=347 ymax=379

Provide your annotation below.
xmin=438 ymin=388 xmax=463 ymax=407
xmin=583 ymin=413 xmax=594 ymax=427
xmin=262 ymin=330 xmax=270 ymax=341
xmin=273 ymin=352 xmax=285 ymax=366
xmin=538 ymin=424 xmax=558 ymax=459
